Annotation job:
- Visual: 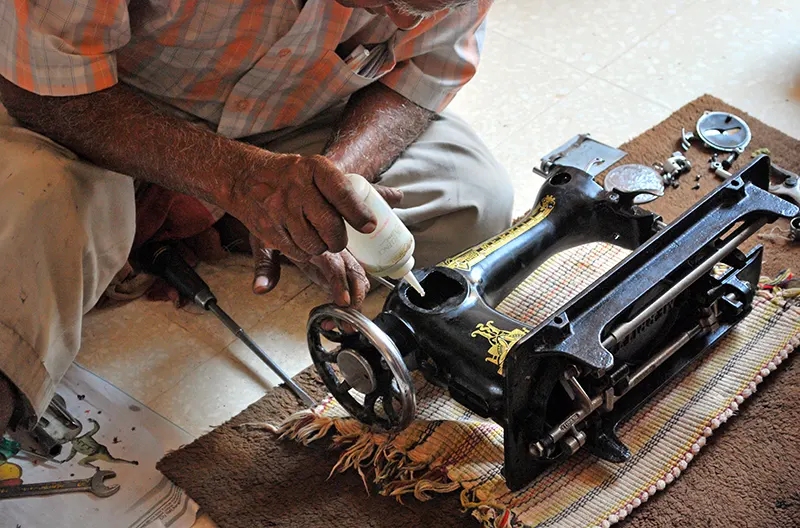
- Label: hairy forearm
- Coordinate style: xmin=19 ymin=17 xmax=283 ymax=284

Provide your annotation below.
xmin=0 ymin=78 xmax=258 ymax=207
xmin=323 ymin=83 xmax=434 ymax=182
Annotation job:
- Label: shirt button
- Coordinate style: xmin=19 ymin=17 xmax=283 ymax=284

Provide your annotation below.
xmin=236 ymin=100 xmax=250 ymax=111
xmin=278 ymin=48 xmax=291 ymax=58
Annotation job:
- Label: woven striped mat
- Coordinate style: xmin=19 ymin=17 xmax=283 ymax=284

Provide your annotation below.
xmin=270 ymin=243 xmax=800 ymax=528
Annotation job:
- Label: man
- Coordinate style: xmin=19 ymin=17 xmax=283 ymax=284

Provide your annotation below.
xmin=0 ymin=0 xmax=513 ymax=437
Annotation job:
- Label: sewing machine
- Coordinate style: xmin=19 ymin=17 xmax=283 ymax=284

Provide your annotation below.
xmin=305 ymin=137 xmax=798 ymax=491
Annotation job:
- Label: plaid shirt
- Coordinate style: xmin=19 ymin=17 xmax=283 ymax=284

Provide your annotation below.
xmin=0 ymin=0 xmax=489 ymax=138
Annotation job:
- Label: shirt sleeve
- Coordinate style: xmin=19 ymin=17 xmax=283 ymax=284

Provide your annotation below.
xmin=380 ymin=2 xmax=491 ymax=113
xmin=0 ymin=0 xmax=131 ymax=96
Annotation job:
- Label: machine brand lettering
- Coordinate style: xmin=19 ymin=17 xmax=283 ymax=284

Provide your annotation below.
xmin=618 ymin=299 xmax=677 ymax=349
xmin=559 ymin=412 xmax=581 ymax=432
xmin=441 ymin=195 xmax=556 ymax=270
xmin=471 ymin=320 xmax=531 ymax=375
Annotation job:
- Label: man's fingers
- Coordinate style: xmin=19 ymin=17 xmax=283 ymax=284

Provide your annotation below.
xmin=285 ymin=210 xmax=328 ymax=256
xmin=342 ymin=251 xmax=369 ymax=310
xmin=373 ymin=184 xmax=403 ymax=208
xmin=312 ymin=158 xmax=376 ymax=234
xmin=312 ymin=253 xmax=351 ymax=307
xmin=303 ymin=197 xmax=348 ymax=254
xmin=251 ymin=236 xmax=282 ymax=295
xmin=260 ymin=221 xmax=308 ymax=262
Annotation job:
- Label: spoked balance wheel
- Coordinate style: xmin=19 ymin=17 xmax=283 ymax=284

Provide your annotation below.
xmin=307 ymin=304 xmax=416 ymax=431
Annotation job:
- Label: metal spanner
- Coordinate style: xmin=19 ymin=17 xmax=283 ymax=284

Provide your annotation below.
xmin=0 ymin=470 xmax=120 ymax=500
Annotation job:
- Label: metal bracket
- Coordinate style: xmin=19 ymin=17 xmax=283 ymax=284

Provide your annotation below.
xmin=536 ymin=134 xmax=626 ymax=178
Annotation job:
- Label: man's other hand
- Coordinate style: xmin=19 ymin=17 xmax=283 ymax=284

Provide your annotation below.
xmin=225 ymin=153 xmax=378 ymax=263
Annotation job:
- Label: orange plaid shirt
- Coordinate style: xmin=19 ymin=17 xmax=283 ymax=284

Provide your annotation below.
xmin=0 ymin=0 xmax=489 ymax=138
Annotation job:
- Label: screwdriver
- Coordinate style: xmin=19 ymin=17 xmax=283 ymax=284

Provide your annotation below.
xmin=139 ymin=243 xmax=316 ymax=408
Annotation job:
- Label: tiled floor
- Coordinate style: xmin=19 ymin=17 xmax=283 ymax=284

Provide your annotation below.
xmin=74 ymin=0 xmax=799 ymax=520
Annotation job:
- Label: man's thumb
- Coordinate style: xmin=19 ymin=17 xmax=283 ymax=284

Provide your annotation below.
xmin=252 ymin=235 xmax=282 ymax=295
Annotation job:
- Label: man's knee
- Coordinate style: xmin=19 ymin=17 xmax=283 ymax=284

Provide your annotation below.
xmin=461 ymin=159 xmax=514 ymax=244
xmin=426 ymin=115 xmax=514 ymax=250
xmin=0 ymin=131 xmax=135 ymax=307
xmin=385 ymin=112 xmax=515 ymax=265
xmin=0 ymin=126 xmax=135 ymax=420
xmin=405 ymin=151 xmax=514 ymax=265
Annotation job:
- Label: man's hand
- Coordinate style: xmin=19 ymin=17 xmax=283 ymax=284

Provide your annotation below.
xmin=252 ymin=242 xmax=369 ymax=308
xmin=251 ymin=183 xmax=403 ymax=308
xmin=225 ymin=153 xmax=378 ymax=262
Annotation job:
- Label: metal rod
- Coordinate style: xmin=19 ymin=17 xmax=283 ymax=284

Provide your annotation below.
xmin=370 ymin=275 xmax=396 ymax=291
xmin=207 ymin=302 xmax=316 ymax=408
xmin=604 ymin=221 xmax=761 ymax=349
xmin=622 ymin=325 xmax=703 ymax=390
xmin=542 ymin=324 xmax=704 ymax=447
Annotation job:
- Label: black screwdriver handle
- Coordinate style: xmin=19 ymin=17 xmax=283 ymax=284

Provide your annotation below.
xmin=139 ymin=243 xmax=216 ymax=309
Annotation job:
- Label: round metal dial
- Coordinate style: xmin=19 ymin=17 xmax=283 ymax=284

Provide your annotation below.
xmin=603 ymin=164 xmax=664 ymax=204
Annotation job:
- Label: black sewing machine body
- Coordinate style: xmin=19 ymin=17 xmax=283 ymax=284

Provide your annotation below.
xmin=307 ymin=154 xmax=798 ymax=491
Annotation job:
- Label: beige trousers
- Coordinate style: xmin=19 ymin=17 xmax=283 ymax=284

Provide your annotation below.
xmin=0 ymin=103 xmax=513 ymax=425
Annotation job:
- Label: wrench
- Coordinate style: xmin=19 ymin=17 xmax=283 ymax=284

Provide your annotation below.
xmin=0 ymin=470 xmax=119 ymax=499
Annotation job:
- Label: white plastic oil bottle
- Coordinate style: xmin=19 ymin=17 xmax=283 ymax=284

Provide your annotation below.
xmin=343 ymin=173 xmax=426 ymax=297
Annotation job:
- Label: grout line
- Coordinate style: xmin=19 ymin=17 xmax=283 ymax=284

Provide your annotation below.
xmin=237 ymin=283 xmax=314 ymax=341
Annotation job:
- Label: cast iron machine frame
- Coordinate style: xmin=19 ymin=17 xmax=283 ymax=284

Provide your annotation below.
xmin=307 ymin=155 xmax=797 ymax=490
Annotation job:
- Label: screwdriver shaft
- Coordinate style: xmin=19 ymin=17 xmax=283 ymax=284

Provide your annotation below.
xmin=207 ymin=302 xmax=316 ymax=407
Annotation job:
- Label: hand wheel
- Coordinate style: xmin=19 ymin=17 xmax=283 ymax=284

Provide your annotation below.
xmin=307 ymin=304 xmax=416 ymax=431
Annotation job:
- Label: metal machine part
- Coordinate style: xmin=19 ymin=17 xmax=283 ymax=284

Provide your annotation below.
xmin=790 ymin=217 xmax=800 ymax=242
xmin=306 ymin=148 xmax=798 ymax=491
xmin=535 ymin=134 xmax=626 ymax=178
xmin=602 ymin=164 xmax=665 ymax=204
xmin=769 ymin=165 xmax=800 ymax=205
xmin=0 ymin=470 xmax=120 ymax=500
xmin=655 ymin=151 xmax=692 ymax=187
xmin=12 ymin=394 xmax=82 ymax=459
xmin=682 ymin=111 xmax=752 ymax=153
xmin=308 ymin=306 xmax=416 ymax=430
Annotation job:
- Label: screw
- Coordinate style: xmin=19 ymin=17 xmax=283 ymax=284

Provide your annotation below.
xmin=529 ymin=442 xmax=546 ymax=458
xmin=695 ymin=174 xmax=701 ymax=181
xmin=692 ymin=184 xmax=700 ymax=190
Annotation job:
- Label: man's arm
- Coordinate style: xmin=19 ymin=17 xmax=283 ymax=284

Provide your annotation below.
xmin=0 ymin=78 xmax=376 ymax=262
xmin=323 ymin=82 xmax=434 ymax=182
xmin=254 ymin=83 xmax=432 ymax=310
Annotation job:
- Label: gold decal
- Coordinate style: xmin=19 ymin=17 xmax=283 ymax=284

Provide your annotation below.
xmin=471 ymin=321 xmax=531 ymax=375
xmin=441 ymin=195 xmax=556 ymax=271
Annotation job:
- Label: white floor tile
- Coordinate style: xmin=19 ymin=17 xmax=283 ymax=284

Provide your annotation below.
xmin=146 ymin=285 xmax=388 ymax=438
xmin=78 ymin=302 xmax=220 ymax=404
xmin=597 ymin=0 xmax=800 ymax=138
xmin=147 ymin=254 xmax=312 ymax=352
xmin=448 ymin=29 xmax=588 ymax=149
xmin=488 ymin=0 xmax=695 ymax=74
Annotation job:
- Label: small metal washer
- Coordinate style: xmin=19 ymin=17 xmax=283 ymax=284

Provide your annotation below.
xmin=603 ymin=164 xmax=664 ymax=204
xmin=790 ymin=216 xmax=800 ymax=242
